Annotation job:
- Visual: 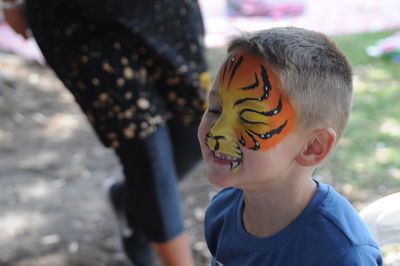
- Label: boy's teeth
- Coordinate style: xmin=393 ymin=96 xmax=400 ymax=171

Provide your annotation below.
xmin=215 ymin=152 xmax=239 ymax=161
xmin=231 ymin=161 xmax=239 ymax=170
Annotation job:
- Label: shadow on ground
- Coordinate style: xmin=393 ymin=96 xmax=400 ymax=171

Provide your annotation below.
xmin=0 ymin=50 xmax=215 ymax=266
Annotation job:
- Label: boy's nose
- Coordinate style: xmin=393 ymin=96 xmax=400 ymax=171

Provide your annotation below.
xmin=209 ymin=116 xmax=236 ymax=142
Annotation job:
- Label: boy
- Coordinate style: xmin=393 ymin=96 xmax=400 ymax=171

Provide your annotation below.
xmin=198 ymin=27 xmax=383 ymax=265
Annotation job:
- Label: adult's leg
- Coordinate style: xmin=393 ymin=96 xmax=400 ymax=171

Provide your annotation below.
xmin=107 ymin=179 xmax=154 ymax=265
xmin=25 ymin=2 xmax=200 ymax=264
xmin=115 ymin=126 xmax=194 ymax=265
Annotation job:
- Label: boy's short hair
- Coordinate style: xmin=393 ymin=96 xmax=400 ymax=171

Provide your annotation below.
xmin=227 ymin=27 xmax=353 ymax=139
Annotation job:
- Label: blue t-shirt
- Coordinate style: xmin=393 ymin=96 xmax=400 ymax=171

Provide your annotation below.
xmin=204 ymin=180 xmax=383 ymax=266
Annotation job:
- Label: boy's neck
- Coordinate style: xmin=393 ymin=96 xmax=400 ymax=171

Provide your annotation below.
xmin=242 ymin=177 xmax=317 ymax=238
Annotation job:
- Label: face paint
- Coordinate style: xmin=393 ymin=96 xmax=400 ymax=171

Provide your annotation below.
xmin=205 ymin=51 xmax=296 ymax=172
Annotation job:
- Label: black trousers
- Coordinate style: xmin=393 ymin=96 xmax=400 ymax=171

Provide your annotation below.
xmin=115 ymin=119 xmax=201 ymax=241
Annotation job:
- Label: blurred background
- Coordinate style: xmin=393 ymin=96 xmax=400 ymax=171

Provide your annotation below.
xmin=1 ymin=0 xmax=400 ymax=265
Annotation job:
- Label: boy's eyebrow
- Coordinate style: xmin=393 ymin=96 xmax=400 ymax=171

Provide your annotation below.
xmin=207 ymin=90 xmax=222 ymax=106
xmin=209 ymin=90 xmax=220 ymax=98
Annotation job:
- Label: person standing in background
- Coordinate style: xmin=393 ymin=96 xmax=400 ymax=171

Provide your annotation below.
xmin=2 ymin=0 xmax=210 ymax=265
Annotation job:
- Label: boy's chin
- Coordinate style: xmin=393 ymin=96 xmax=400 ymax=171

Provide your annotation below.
xmin=207 ymin=173 xmax=233 ymax=188
xmin=206 ymin=163 xmax=241 ymax=188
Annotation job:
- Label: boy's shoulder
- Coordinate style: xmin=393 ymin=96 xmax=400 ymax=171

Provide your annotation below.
xmin=204 ymin=187 xmax=242 ymax=256
xmin=302 ymin=181 xmax=382 ymax=264
xmin=204 ymin=187 xmax=241 ymax=230
xmin=315 ymin=181 xmax=377 ymax=246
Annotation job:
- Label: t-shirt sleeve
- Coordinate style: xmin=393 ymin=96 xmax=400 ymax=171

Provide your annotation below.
xmin=204 ymin=188 xmax=237 ymax=257
xmin=331 ymin=244 xmax=383 ymax=266
xmin=204 ymin=190 xmax=225 ymax=256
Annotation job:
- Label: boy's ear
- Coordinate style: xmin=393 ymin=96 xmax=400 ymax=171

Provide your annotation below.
xmin=295 ymin=128 xmax=337 ymax=167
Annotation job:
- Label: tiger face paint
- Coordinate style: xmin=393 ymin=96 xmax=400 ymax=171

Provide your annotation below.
xmin=204 ymin=51 xmax=296 ymax=172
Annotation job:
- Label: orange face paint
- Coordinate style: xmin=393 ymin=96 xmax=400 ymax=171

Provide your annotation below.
xmin=205 ymin=51 xmax=296 ymax=172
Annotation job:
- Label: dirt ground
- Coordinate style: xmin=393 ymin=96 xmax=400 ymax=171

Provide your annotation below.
xmin=1 ymin=50 xmax=399 ymax=266
xmin=0 ymin=50 xmax=216 ymax=266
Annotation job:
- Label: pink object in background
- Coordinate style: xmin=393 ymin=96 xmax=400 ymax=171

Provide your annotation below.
xmin=0 ymin=22 xmax=45 ymax=64
xmin=227 ymin=0 xmax=304 ymax=19
xmin=200 ymin=0 xmax=400 ymax=48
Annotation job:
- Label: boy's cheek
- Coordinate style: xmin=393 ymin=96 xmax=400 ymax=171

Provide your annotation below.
xmin=197 ymin=117 xmax=211 ymax=144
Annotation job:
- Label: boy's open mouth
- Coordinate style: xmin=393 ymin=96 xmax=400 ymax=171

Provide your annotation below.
xmin=213 ymin=151 xmax=242 ymax=171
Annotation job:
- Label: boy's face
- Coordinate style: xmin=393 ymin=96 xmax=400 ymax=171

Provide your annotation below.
xmin=198 ymin=50 xmax=301 ymax=188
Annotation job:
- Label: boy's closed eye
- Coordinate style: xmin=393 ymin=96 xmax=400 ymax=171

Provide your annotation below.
xmin=208 ymin=108 xmax=221 ymax=114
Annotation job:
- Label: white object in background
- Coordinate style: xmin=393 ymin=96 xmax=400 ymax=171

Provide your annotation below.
xmin=360 ymin=192 xmax=400 ymax=247
xmin=0 ymin=22 xmax=45 ymax=64
xmin=365 ymin=31 xmax=400 ymax=57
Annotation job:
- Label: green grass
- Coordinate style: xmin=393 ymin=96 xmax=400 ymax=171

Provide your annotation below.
xmin=207 ymin=29 xmax=400 ymax=198
xmin=333 ymin=29 xmax=400 ymax=77
xmin=333 ymin=30 xmax=398 ymax=65
xmin=326 ymin=30 xmax=400 ymax=194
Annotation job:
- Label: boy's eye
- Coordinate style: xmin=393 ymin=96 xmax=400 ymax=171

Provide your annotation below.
xmin=208 ymin=109 xmax=221 ymax=115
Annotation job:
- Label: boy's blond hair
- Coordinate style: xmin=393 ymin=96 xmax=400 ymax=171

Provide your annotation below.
xmin=227 ymin=27 xmax=353 ymax=139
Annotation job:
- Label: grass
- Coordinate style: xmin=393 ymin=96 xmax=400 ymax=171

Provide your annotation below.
xmin=327 ymin=30 xmax=400 ymax=197
xmin=207 ymin=29 xmax=400 ymax=201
